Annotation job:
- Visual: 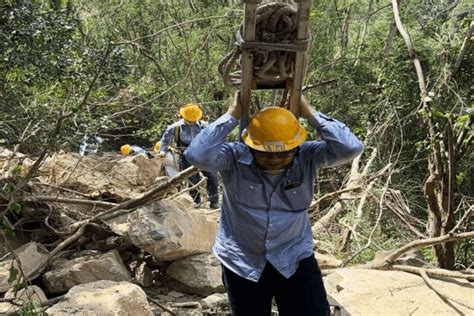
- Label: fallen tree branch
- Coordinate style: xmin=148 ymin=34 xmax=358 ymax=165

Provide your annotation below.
xmin=342 ymin=172 xmax=392 ymax=266
xmin=41 ymin=294 xmax=66 ymax=307
xmin=420 ymin=270 xmax=473 ymax=313
xmin=385 ymin=201 xmax=426 ymax=239
xmin=164 ymin=177 xmax=205 ymax=201
xmin=449 ymin=207 xmax=473 ymax=234
xmin=0 ymin=298 xmax=22 ymax=305
xmin=308 ymin=163 xmax=392 ymax=211
xmin=64 ymin=166 xmax=198 ymax=232
xmin=339 ymin=178 xmax=377 ymax=252
xmin=97 ymin=166 xmax=198 ymax=221
xmin=364 ymin=231 xmax=474 ymax=269
xmin=310 ymin=162 xmax=391 ymax=212
xmin=392 ymin=265 xmax=474 ymax=282
xmin=146 ymin=296 xmax=176 ymax=315
xmin=311 ymin=162 xmax=391 ymax=235
xmin=22 ymin=196 xmax=117 ymax=209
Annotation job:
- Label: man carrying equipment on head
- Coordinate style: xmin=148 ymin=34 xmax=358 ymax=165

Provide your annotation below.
xmin=185 ymin=92 xmax=363 ymax=315
xmin=159 ymin=103 xmax=219 ymax=209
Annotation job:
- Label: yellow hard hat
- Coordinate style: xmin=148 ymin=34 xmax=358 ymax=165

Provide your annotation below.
xmin=242 ymin=107 xmax=307 ymax=152
xmin=153 ymin=141 xmax=161 ymax=153
xmin=120 ymin=144 xmax=132 ymax=155
xmin=179 ymin=104 xmax=202 ymax=122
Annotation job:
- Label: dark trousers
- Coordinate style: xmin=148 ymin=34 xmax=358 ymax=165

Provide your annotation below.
xmin=180 ymin=155 xmax=218 ymax=204
xmin=222 ymin=255 xmax=330 ymax=316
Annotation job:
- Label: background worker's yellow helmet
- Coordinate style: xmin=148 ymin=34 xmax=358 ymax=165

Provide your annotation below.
xmin=153 ymin=141 xmax=161 ymax=153
xmin=120 ymin=144 xmax=132 ymax=155
xmin=179 ymin=103 xmax=202 ymax=122
xmin=242 ymin=107 xmax=307 ymax=152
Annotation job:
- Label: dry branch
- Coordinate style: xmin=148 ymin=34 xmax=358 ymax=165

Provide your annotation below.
xmin=364 ymin=231 xmax=474 ymax=269
xmin=342 ymin=172 xmax=392 ymax=266
xmin=97 ymin=166 xmax=198 ymax=221
xmin=453 ymin=22 xmax=474 ymax=74
xmin=419 ymin=270 xmax=473 ymax=313
xmin=392 ymin=265 xmax=474 ymax=282
xmin=147 ymin=296 xmax=176 ymax=315
xmin=22 ymin=196 xmax=117 ymax=209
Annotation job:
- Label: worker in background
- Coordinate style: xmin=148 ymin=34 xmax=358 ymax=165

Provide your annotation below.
xmin=120 ymin=144 xmax=153 ymax=159
xmin=185 ymin=92 xmax=363 ymax=315
xmin=158 ymin=103 xmax=219 ymax=209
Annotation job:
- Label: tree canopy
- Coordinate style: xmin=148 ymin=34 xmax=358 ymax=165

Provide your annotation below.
xmin=1 ymin=0 xmax=472 ymax=269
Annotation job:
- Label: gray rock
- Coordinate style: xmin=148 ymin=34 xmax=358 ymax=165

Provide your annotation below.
xmin=202 ymin=293 xmax=228 ymax=309
xmin=43 ymin=249 xmax=131 ymax=293
xmin=165 ymin=253 xmax=225 ymax=296
xmin=0 ymin=242 xmax=49 ymax=292
xmin=315 ymin=252 xmax=342 ymax=269
xmin=45 ymin=280 xmax=153 ymax=315
xmin=106 ymin=200 xmax=217 ymax=261
xmin=324 ymin=268 xmax=474 ymax=315
xmin=5 ymin=285 xmax=47 ymax=304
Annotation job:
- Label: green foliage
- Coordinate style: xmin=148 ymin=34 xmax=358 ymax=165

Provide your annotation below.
xmin=17 ymin=300 xmax=48 ymax=316
xmin=0 ymin=0 xmax=472 ymax=266
xmin=7 ymin=266 xmax=19 ymax=285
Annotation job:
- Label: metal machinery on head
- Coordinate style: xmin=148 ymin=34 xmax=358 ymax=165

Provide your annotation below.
xmin=239 ymin=0 xmax=312 ymax=134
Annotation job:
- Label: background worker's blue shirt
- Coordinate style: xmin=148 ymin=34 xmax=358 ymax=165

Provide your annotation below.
xmin=160 ymin=119 xmax=205 ymax=152
xmin=185 ymin=112 xmax=363 ymax=282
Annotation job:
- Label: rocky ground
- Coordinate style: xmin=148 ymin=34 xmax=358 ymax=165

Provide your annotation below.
xmin=0 ymin=150 xmax=472 ymax=315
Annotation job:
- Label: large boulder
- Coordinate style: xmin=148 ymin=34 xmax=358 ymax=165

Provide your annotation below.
xmin=0 ymin=242 xmax=49 ymax=292
xmin=324 ymin=268 xmax=474 ymax=315
xmin=106 ymin=200 xmax=217 ymax=261
xmin=315 ymin=252 xmax=342 ymax=269
xmin=45 ymin=280 xmax=153 ymax=315
xmin=0 ymin=148 xmax=33 ymax=178
xmin=25 ymin=152 xmax=163 ymax=204
xmin=373 ymin=249 xmax=433 ymax=268
xmin=0 ymin=285 xmax=47 ymax=315
xmin=165 ymin=253 xmax=225 ymax=296
xmin=201 ymin=293 xmax=229 ymax=309
xmin=4 ymin=285 xmax=48 ymax=303
xmin=43 ymin=250 xmax=131 ymax=294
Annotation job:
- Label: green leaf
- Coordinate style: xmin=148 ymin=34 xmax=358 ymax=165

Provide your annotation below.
xmin=8 ymin=266 xmax=18 ymax=285
xmin=2 ymin=183 xmax=15 ymax=194
xmin=11 ymin=163 xmax=23 ymax=175
xmin=417 ymin=109 xmax=427 ymax=117
xmin=9 ymin=202 xmax=22 ymax=214
xmin=456 ymin=115 xmax=469 ymax=125
xmin=433 ymin=110 xmax=445 ymax=118
xmin=0 ymin=216 xmax=16 ymax=238
xmin=456 ymin=172 xmax=466 ymax=186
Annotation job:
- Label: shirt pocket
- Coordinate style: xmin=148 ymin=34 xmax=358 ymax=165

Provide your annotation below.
xmin=235 ymin=178 xmax=267 ymax=209
xmin=281 ymin=184 xmax=313 ymax=211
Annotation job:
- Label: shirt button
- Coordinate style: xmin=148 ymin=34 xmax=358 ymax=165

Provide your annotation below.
xmin=266 ymin=240 xmax=270 ymax=243
xmin=250 ymin=185 xmax=254 ymax=189
xmin=292 ymin=191 xmax=297 ymax=194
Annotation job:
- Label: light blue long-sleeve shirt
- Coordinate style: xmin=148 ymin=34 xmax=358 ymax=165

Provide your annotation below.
xmin=185 ymin=112 xmax=363 ymax=282
xmin=159 ymin=119 xmax=205 ymax=152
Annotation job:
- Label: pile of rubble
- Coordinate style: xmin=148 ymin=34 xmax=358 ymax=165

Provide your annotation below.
xmin=0 ymin=150 xmax=228 ymax=315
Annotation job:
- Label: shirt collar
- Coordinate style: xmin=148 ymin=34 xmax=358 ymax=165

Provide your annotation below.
xmin=237 ymin=144 xmax=254 ymax=165
xmin=178 ymin=119 xmax=198 ymax=127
